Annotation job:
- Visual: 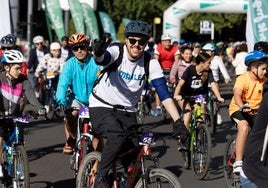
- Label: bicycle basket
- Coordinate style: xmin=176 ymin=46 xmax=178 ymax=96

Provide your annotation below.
xmin=139 ymin=131 xmax=156 ymax=145
xmin=78 ymin=107 xmax=90 ymax=118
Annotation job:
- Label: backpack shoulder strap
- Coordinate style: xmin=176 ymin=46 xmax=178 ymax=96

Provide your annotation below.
xmin=144 ymin=51 xmax=151 ymax=79
xmin=100 ymin=42 xmax=124 ymax=75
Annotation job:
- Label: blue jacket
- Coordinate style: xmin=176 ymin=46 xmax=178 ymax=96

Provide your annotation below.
xmin=56 ymin=55 xmax=100 ymax=106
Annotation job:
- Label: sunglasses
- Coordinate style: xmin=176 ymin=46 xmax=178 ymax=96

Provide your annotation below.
xmin=35 ymin=43 xmax=43 ymax=46
xmin=128 ymin=38 xmax=147 ymax=46
xmin=72 ymin=45 xmax=87 ymax=52
xmin=1 ymin=47 xmax=12 ymax=50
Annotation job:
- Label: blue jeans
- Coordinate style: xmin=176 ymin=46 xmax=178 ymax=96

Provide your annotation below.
xmin=240 ymin=171 xmax=258 ymax=188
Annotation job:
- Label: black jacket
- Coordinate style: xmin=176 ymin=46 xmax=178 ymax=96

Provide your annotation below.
xmin=27 ymin=46 xmax=49 ymax=72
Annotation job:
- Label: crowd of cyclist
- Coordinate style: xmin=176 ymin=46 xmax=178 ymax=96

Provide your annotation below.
xmin=0 ymin=19 xmax=268 ymax=187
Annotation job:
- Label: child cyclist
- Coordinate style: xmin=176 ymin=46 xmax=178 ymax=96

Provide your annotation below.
xmin=173 ymin=51 xmax=224 ymax=150
xmin=0 ymin=50 xmax=45 ymax=176
xmin=229 ymin=50 xmax=268 ymax=174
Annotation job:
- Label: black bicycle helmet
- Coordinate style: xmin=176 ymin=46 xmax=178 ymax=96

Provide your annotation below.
xmin=245 ymin=50 xmax=268 ymax=66
xmin=254 ymin=41 xmax=268 ymax=54
xmin=180 ymin=43 xmax=194 ymax=53
xmin=61 ymin=36 xmax=69 ymax=42
xmin=124 ymin=20 xmax=151 ymax=39
xmin=1 ymin=35 xmax=16 ymax=48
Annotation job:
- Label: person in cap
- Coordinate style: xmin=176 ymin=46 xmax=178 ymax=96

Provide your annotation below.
xmin=153 ymin=34 xmax=180 ymax=116
xmin=27 ymin=35 xmax=49 ymax=99
xmin=35 ymin=42 xmax=65 ymax=109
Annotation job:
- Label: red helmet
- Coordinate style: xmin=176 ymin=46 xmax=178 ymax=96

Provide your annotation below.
xmin=68 ymin=33 xmax=89 ymax=46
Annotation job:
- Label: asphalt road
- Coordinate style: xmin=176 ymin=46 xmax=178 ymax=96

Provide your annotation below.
xmin=24 ymin=77 xmax=235 ymax=188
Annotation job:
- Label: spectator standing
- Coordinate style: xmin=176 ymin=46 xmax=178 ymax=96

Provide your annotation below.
xmin=60 ymin=36 xmax=73 ymax=61
xmin=232 ymin=43 xmax=248 ymax=77
xmin=192 ymin=42 xmax=201 ymax=57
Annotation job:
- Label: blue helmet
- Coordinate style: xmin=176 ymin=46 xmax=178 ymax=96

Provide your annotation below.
xmin=245 ymin=50 xmax=268 ymax=66
xmin=202 ymin=43 xmax=216 ymax=51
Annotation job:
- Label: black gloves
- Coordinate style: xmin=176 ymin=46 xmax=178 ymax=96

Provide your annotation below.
xmin=173 ymin=119 xmax=189 ymax=142
xmin=93 ymin=37 xmax=112 ymax=57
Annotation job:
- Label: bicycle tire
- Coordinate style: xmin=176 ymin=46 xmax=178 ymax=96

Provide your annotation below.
xmin=79 ymin=138 xmax=92 ymax=168
xmin=134 ymin=168 xmax=183 ymax=188
xmin=191 ymin=123 xmax=212 ymax=180
xmin=76 ymin=151 xmax=101 ymax=188
xmin=206 ymin=100 xmax=217 ymax=134
xmin=13 ymin=145 xmax=30 ymax=188
xmin=45 ymin=88 xmax=57 ymax=121
xmin=223 ymin=136 xmax=241 ymax=188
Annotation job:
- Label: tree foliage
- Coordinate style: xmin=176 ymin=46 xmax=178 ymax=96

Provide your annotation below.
xmin=182 ymin=13 xmax=246 ymax=33
xmin=98 ymin=0 xmax=246 ymax=40
xmin=100 ymin=0 xmax=175 ymax=29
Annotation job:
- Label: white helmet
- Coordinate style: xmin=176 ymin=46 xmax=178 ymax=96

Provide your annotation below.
xmin=50 ymin=42 xmax=61 ymax=50
xmin=33 ymin=35 xmax=44 ymax=44
xmin=1 ymin=50 xmax=24 ymax=64
xmin=161 ymin=34 xmax=172 ymax=41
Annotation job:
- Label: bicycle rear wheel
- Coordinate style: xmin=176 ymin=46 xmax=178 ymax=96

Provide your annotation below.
xmin=13 ymin=145 xmax=30 ymax=188
xmin=134 ymin=168 xmax=183 ymax=188
xmin=223 ymin=136 xmax=241 ymax=188
xmin=76 ymin=151 xmax=101 ymax=188
xmin=191 ymin=123 xmax=211 ymax=180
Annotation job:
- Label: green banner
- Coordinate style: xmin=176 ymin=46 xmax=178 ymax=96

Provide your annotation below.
xmin=99 ymin=11 xmax=117 ymax=41
xmin=249 ymin=0 xmax=268 ymax=42
xmin=68 ymin=0 xmax=85 ymax=33
xmin=45 ymin=0 xmax=65 ymax=40
xmin=81 ymin=3 xmax=99 ymax=40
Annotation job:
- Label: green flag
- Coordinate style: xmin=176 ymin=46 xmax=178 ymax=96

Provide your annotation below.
xmin=246 ymin=0 xmax=268 ymax=50
xmin=45 ymin=0 xmax=65 ymax=40
xmin=81 ymin=3 xmax=99 ymax=40
xmin=99 ymin=11 xmax=117 ymax=41
xmin=68 ymin=0 xmax=85 ymax=33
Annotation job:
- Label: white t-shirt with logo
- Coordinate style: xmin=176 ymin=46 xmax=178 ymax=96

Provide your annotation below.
xmin=89 ymin=45 xmax=163 ymax=112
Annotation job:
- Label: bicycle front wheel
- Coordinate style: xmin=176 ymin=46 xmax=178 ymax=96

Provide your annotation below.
xmin=13 ymin=145 xmax=30 ymax=188
xmin=223 ymin=136 xmax=241 ymax=188
xmin=76 ymin=151 xmax=101 ymax=188
xmin=134 ymin=168 xmax=183 ymax=188
xmin=191 ymin=123 xmax=212 ymax=180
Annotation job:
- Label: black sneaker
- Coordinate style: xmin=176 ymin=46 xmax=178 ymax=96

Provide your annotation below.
xmin=93 ymin=176 xmax=109 ymax=188
xmin=177 ymin=140 xmax=188 ymax=152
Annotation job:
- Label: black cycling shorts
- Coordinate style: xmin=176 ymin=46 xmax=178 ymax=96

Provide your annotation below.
xmin=230 ymin=111 xmax=257 ymax=128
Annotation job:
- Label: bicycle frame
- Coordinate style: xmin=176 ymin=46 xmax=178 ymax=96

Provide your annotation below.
xmin=71 ymin=107 xmax=93 ymax=175
xmin=111 ymin=131 xmax=157 ymax=188
xmin=2 ymin=116 xmax=29 ymax=176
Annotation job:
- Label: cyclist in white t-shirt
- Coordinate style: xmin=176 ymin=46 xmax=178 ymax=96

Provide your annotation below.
xmin=90 ymin=20 xmax=185 ymax=187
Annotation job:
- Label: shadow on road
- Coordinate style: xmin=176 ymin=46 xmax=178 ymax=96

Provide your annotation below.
xmin=27 ymin=143 xmax=63 ymax=162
